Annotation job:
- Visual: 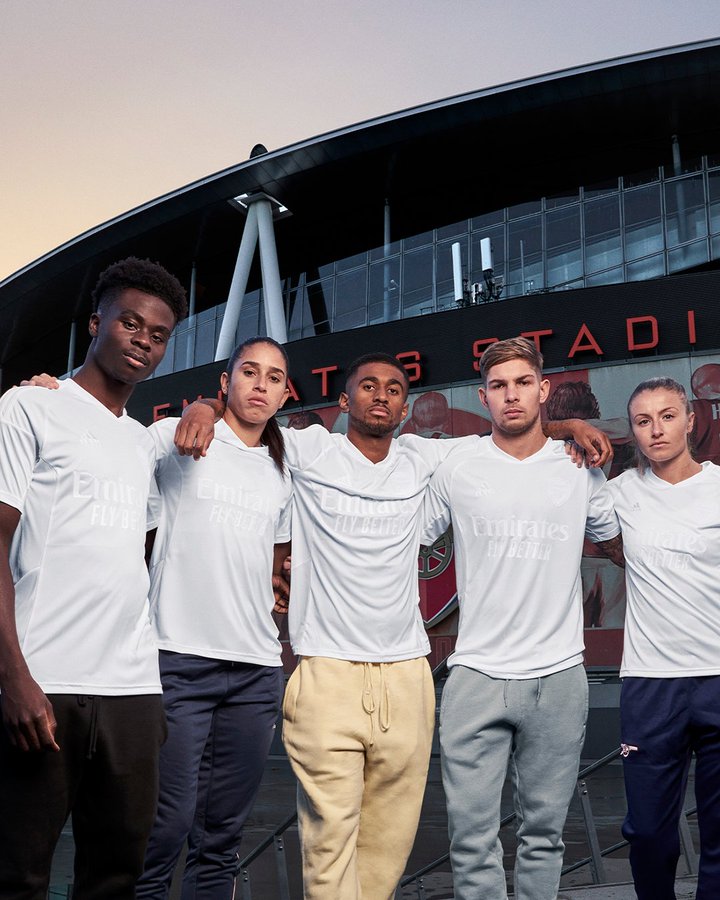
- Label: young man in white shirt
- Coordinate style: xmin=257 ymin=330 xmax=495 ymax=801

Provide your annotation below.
xmin=0 ymin=258 xmax=187 ymax=900
xmin=177 ymin=351 xmax=613 ymax=900
xmin=422 ymin=337 xmax=623 ymax=900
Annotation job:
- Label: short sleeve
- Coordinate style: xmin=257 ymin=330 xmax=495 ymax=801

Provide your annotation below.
xmin=421 ymin=462 xmax=454 ymax=545
xmin=0 ymin=389 xmax=41 ymax=513
xmin=398 ymin=433 xmax=471 ymax=475
xmin=275 ymin=492 xmax=292 ymax=543
xmin=584 ymin=469 xmax=620 ymax=543
xmin=147 ymin=417 xmax=178 ymax=467
xmin=281 ymin=424 xmax=333 ymax=471
xmin=146 ymin=475 xmax=162 ymax=531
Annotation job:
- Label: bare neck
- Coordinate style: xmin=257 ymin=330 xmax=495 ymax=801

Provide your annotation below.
xmin=346 ymin=427 xmax=394 ymax=464
xmin=491 ymin=422 xmax=547 ymax=460
xmin=222 ymin=410 xmax=264 ymax=447
xmin=72 ymin=362 xmax=133 ymax=418
xmin=650 ymin=453 xmax=702 ymax=485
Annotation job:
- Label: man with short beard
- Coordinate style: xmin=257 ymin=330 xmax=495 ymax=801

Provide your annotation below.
xmin=176 ymin=349 xmax=613 ymax=900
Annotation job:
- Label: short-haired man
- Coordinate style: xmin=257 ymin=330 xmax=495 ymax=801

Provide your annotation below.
xmin=177 ymin=349 xmax=612 ymax=900
xmin=0 ymin=258 xmax=187 ymax=899
xmin=423 ymin=337 xmax=623 ymax=900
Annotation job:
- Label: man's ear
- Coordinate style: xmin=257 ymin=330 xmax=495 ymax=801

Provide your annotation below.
xmin=220 ymin=371 xmax=229 ymax=396
xmin=88 ymin=312 xmax=100 ymax=338
xmin=338 ymin=391 xmax=350 ymax=413
xmin=478 ymin=385 xmax=489 ymax=410
xmin=539 ymin=378 xmax=550 ymax=404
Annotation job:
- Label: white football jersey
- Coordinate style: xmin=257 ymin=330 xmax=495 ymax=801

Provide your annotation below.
xmin=147 ymin=417 xmax=292 ymax=666
xmin=0 ymin=381 xmax=160 ymax=694
xmin=423 ymin=437 xmax=620 ymax=678
xmin=608 ymin=463 xmax=720 ymax=677
xmin=282 ymin=426 xmax=462 ymax=662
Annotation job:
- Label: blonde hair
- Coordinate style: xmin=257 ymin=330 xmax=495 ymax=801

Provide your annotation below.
xmin=479 ymin=337 xmax=543 ymax=382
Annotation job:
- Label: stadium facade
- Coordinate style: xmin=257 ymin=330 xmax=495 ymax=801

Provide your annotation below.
xmin=2 ymin=38 xmax=720 ymax=673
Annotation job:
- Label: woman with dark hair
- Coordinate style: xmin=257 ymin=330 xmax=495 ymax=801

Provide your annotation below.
xmin=607 ymin=376 xmax=720 ymax=900
xmin=137 ymin=337 xmax=293 ymax=900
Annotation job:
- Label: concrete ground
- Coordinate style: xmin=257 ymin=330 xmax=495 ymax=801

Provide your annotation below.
xmin=49 ymin=753 xmax=699 ymax=900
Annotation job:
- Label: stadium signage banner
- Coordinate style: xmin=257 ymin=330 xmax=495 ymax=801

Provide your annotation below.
xmin=128 ymin=271 xmax=720 ymax=423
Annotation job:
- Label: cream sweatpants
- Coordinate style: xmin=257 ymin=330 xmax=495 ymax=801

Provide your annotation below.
xmin=282 ymin=655 xmax=436 ymax=900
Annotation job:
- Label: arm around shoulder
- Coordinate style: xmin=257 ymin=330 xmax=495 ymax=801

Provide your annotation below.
xmin=174 ymin=398 xmax=225 ymax=460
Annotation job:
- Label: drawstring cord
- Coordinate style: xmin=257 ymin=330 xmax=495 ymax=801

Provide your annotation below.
xmin=362 ymin=663 xmax=391 ymax=746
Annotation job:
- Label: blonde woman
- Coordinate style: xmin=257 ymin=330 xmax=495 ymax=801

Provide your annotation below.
xmin=607 ymin=376 xmax=720 ymax=900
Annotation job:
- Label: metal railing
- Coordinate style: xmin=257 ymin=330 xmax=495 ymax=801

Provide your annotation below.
xmin=233 ymin=657 xmax=700 ymax=899
xmin=400 ymin=747 xmax=700 ymax=898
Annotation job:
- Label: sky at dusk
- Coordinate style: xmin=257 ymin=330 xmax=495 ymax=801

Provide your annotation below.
xmin=2 ymin=0 xmax=719 ymax=280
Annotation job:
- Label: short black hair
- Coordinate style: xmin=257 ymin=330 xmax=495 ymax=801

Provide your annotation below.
xmin=92 ymin=257 xmax=188 ymax=322
xmin=345 ymin=353 xmax=410 ymax=394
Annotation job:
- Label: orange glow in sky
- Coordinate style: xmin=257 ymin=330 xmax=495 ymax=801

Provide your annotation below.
xmin=2 ymin=0 xmax=719 ymax=280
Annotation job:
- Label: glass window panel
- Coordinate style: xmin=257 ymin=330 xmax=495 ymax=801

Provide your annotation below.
xmin=402 ymin=246 xmax=434 ymax=317
xmin=436 ymin=220 xmax=468 ymax=241
xmin=368 ymin=257 xmax=400 ymax=324
xmin=586 ymin=267 xmax=623 ymax=287
xmin=507 ymin=199 xmax=541 ymax=219
xmin=584 ymin=179 xmax=619 ymax=199
xmin=436 ymin=238 xmax=466 ymax=285
xmin=370 ymin=241 xmax=401 ymax=261
xmin=712 ymin=233 xmax=720 ymax=260
xmin=665 ymin=175 xmax=707 ymax=246
xmin=470 ymin=225 xmax=505 ymax=284
xmin=546 ymin=206 xmax=582 ymax=287
xmin=551 ymin=278 xmax=584 ymax=291
xmin=305 ymin=280 xmax=332 ymax=335
xmin=153 ymin=334 xmax=176 ymax=377
xmin=173 ymin=326 xmax=191 ymax=373
xmin=623 ymin=168 xmax=660 ymax=188
xmin=508 ymin=215 xmax=543 ymax=295
xmin=308 ymin=262 xmax=334 ymax=280
xmin=668 ymin=239 xmax=709 ymax=273
xmin=403 ymin=230 xmax=433 ymax=251
xmin=287 ymin=284 xmax=308 ymax=341
xmin=237 ymin=289 xmax=262 ymax=341
xmin=213 ymin=303 xmax=227 ymax=349
xmin=334 ymin=268 xmax=367 ymax=331
xmin=626 ymin=254 xmax=665 ymax=282
xmin=710 ymin=170 xmax=720 ymax=235
xmin=435 ymin=278 xmax=459 ymax=309
xmin=194 ymin=317 xmax=215 ymax=366
xmin=546 ymin=189 xmax=579 ymax=209
xmin=472 ymin=209 xmax=504 ymax=229
xmin=335 ymin=251 xmax=367 ymax=273
xmin=623 ymin=185 xmax=663 ymax=261
xmin=584 ymin=195 xmax=622 ymax=272
xmin=665 ymin=156 xmax=702 ymax=175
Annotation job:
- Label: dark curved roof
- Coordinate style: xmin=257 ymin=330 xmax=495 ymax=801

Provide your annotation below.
xmin=2 ymin=38 xmax=720 ymax=386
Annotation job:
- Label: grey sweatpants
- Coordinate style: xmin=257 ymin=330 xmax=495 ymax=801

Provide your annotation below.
xmin=439 ymin=663 xmax=588 ymax=900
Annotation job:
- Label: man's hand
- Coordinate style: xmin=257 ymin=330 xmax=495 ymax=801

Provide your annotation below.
xmin=1 ymin=672 xmax=59 ymax=752
xmin=19 ymin=374 xmax=60 ymax=389
xmin=272 ymin=551 xmax=291 ymax=615
xmin=569 ymin=419 xmax=613 ymax=468
xmin=174 ymin=399 xmax=224 ymax=460
xmin=272 ymin=574 xmax=290 ymax=614
xmin=546 ymin=418 xmax=613 ymax=468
